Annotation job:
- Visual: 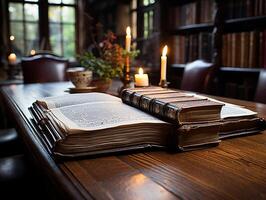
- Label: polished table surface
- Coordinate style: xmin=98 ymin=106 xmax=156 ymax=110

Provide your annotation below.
xmin=1 ymin=81 xmax=266 ymax=200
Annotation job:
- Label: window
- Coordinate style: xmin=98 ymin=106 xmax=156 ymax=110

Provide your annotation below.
xmin=9 ymin=0 xmax=39 ymax=56
xmin=48 ymin=0 xmax=76 ymax=58
xmin=130 ymin=0 xmax=156 ymax=40
xmin=8 ymin=0 xmax=76 ymax=58
xmin=130 ymin=0 xmax=137 ymax=40
xmin=142 ymin=0 xmax=155 ymax=38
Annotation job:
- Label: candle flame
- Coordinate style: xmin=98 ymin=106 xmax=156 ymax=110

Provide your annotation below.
xmin=10 ymin=35 xmax=15 ymax=41
xmin=162 ymin=45 xmax=168 ymax=56
xmin=30 ymin=49 xmax=36 ymax=55
xmin=126 ymin=26 xmax=131 ymax=36
xmin=138 ymin=67 xmax=144 ymax=75
xmin=9 ymin=53 xmax=16 ymax=58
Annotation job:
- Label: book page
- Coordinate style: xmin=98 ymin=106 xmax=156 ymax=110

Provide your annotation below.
xmin=194 ymin=94 xmax=257 ymax=118
xmin=49 ymin=101 xmax=166 ymax=133
xmin=220 ymin=104 xmax=257 ymax=119
xmin=37 ymin=93 xmax=121 ymax=109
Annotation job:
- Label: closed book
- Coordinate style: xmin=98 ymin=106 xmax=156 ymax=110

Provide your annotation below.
xmin=249 ymin=31 xmax=257 ymax=68
xmin=243 ymin=32 xmax=250 ymax=67
xmin=227 ymin=34 xmax=233 ymax=67
xmin=121 ymin=88 xmax=224 ymax=125
xmin=220 ymin=117 xmax=266 ymax=139
xmin=232 ymin=33 xmax=237 ymax=67
xmin=235 ymin=33 xmax=241 ymax=67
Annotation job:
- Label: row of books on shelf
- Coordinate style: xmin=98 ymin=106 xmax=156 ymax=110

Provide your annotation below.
xmin=170 ymin=33 xmax=212 ymax=64
xmin=29 ymin=87 xmax=266 ymax=159
xmin=222 ymin=31 xmax=266 ymax=68
xmin=224 ymin=0 xmax=266 ymax=20
xmin=168 ymin=0 xmax=215 ymax=28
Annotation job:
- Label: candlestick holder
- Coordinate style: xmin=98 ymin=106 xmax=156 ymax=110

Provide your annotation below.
xmin=159 ymin=79 xmax=169 ymax=88
xmin=122 ymin=56 xmax=131 ymax=88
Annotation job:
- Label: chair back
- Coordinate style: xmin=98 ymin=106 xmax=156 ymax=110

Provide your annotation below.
xmin=21 ymin=54 xmax=68 ymax=83
xmin=254 ymin=69 xmax=266 ymax=104
xmin=180 ymin=60 xmax=214 ymax=93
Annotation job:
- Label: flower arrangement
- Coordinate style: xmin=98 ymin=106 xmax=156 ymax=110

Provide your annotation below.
xmin=78 ymin=31 xmax=139 ymax=81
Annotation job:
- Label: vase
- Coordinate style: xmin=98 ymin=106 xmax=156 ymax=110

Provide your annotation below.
xmin=91 ymin=79 xmax=112 ymax=92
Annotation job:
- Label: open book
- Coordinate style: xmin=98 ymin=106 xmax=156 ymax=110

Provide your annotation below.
xmin=30 ymin=93 xmax=221 ymax=158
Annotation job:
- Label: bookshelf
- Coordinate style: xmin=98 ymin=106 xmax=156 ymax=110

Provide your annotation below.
xmin=164 ymin=0 xmax=266 ymax=100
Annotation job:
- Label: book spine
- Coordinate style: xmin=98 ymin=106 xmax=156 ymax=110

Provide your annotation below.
xmin=244 ymin=32 xmax=250 ymax=68
xmin=139 ymin=96 xmax=153 ymax=111
xmin=164 ymin=104 xmax=180 ymax=123
xmin=150 ymin=99 xmax=165 ymax=116
xmin=120 ymin=89 xmax=134 ymax=105
xmin=131 ymin=93 xmax=142 ymax=107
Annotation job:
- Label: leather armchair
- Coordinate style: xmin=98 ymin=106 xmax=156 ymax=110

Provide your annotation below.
xmin=254 ymin=69 xmax=266 ymax=104
xmin=180 ymin=60 xmax=214 ymax=93
xmin=21 ymin=54 xmax=68 ymax=84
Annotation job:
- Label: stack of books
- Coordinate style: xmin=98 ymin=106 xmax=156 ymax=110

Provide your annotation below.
xmin=167 ymin=0 xmax=215 ymax=29
xmin=224 ymin=0 xmax=266 ymax=19
xmin=222 ymin=31 xmax=266 ymax=68
xmin=29 ymin=87 xmax=265 ymax=159
xmin=170 ymin=33 xmax=213 ymax=64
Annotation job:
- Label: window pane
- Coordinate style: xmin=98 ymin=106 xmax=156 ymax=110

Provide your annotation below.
xmin=149 ymin=10 xmax=153 ymax=32
xmin=25 ymin=4 xmax=39 ymax=21
xmin=50 ymin=24 xmax=62 ymax=55
xmin=63 ymin=24 xmax=75 ymax=57
xmin=62 ymin=0 xmax=75 ymax=4
xmin=48 ymin=0 xmax=62 ymax=3
xmin=143 ymin=0 xmax=149 ymax=6
xmin=9 ymin=3 xmax=23 ymax=20
xmin=26 ymin=40 xmax=39 ymax=55
xmin=62 ymin=6 xmax=75 ymax=23
xmin=132 ymin=11 xmax=137 ymax=39
xmin=10 ymin=22 xmax=24 ymax=55
xmin=25 ymin=22 xmax=38 ymax=40
xmin=131 ymin=0 xmax=137 ymax=9
xmin=144 ymin=12 xmax=148 ymax=38
xmin=49 ymin=6 xmax=61 ymax=22
xmin=26 ymin=0 xmax=38 ymax=2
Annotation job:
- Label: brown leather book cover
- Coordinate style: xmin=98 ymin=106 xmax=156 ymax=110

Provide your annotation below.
xmin=239 ymin=32 xmax=249 ymax=68
xmin=248 ymin=31 xmax=258 ymax=68
xmin=243 ymin=32 xmax=250 ymax=67
xmin=222 ymin=34 xmax=228 ymax=66
xmin=228 ymin=34 xmax=232 ymax=67
xmin=232 ymin=33 xmax=236 ymax=67
xmin=121 ymin=88 xmax=224 ymax=125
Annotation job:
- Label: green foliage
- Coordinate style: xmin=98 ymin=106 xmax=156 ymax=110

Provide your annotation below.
xmin=78 ymin=31 xmax=140 ymax=81
xmin=78 ymin=52 xmax=121 ymax=81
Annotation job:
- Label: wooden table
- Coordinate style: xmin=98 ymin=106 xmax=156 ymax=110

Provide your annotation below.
xmin=1 ymin=81 xmax=266 ymax=200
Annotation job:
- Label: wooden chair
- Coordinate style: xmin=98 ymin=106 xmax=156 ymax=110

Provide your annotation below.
xmin=180 ymin=60 xmax=214 ymax=93
xmin=21 ymin=54 xmax=68 ymax=84
xmin=254 ymin=69 xmax=266 ymax=104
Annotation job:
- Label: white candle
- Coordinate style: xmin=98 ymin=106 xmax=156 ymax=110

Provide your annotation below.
xmin=161 ymin=45 xmax=168 ymax=81
xmin=125 ymin=26 xmax=131 ymax=52
xmin=135 ymin=67 xmax=149 ymax=87
xmin=8 ymin=53 xmax=17 ymax=64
